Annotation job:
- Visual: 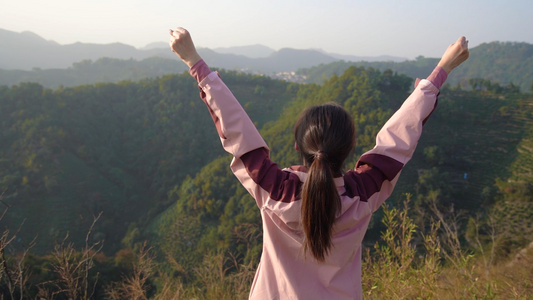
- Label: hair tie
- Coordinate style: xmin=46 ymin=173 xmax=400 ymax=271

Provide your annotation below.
xmin=315 ymin=150 xmax=328 ymax=161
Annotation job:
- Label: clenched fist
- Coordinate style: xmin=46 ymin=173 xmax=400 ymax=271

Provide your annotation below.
xmin=437 ymin=36 xmax=470 ymax=74
xmin=169 ymin=27 xmax=202 ymax=68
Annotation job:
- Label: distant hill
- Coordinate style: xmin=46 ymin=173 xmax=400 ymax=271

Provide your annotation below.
xmin=0 ymin=28 xmax=173 ymax=70
xmin=0 ymin=28 xmax=334 ymax=71
xmin=0 ymin=28 xmax=404 ymax=73
xmin=0 ymin=48 xmax=337 ymax=89
xmin=0 ymin=69 xmax=296 ymax=254
xmin=0 ymin=57 xmax=189 ymax=88
xmin=2 ymin=28 xmax=532 ymax=93
xmin=452 ymin=41 xmax=533 ymax=90
xmin=140 ymin=42 xmax=168 ymax=50
xmin=316 ymin=49 xmax=406 ymax=63
xmin=0 ymin=29 xmax=341 ymax=88
xmin=299 ymin=41 xmax=533 ymax=93
xmin=213 ymin=44 xmax=276 ymax=58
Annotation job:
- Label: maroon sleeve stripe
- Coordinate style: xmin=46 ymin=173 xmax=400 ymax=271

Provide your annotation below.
xmin=345 ymin=154 xmax=403 ymax=200
xmin=343 ymin=165 xmax=386 ymax=201
xmin=426 ymin=66 xmax=448 ymax=89
xmin=240 ymin=148 xmax=302 ymax=203
xmin=189 ymin=59 xmax=212 ymax=83
xmin=356 ymin=153 xmax=404 ymax=181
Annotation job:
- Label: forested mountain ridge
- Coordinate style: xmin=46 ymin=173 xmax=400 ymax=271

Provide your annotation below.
xmin=2 ymin=28 xmax=532 ymax=93
xmin=0 ymin=28 xmax=344 ymax=76
xmin=1 ymin=28 xmax=405 ymax=72
xmin=0 ymin=28 xmax=169 ymax=70
xmin=299 ymin=41 xmax=533 ymax=93
xmin=0 ymin=61 xmax=532 ymax=297
xmin=147 ymin=66 xmax=533 ymax=278
xmin=0 ymin=70 xmax=296 ymax=254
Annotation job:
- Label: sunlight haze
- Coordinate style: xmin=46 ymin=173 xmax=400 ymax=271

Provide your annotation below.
xmin=2 ymin=0 xmax=532 ymax=59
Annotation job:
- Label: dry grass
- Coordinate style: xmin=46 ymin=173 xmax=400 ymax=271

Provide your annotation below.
xmin=3 ymin=191 xmax=532 ymax=299
xmin=362 ymin=196 xmax=533 ymax=300
xmin=106 ymin=242 xmax=155 ymax=300
xmin=142 ymin=195 xmax=533 ymax=299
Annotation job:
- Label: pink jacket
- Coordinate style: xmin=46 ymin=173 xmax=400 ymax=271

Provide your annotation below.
xmin=189 ymin=60 xmax=445 ymax=299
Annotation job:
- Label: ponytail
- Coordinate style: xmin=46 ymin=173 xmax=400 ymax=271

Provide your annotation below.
xmin=301 ymin=151 xmax=341 ymax=261
xmin=294 ymin=103 xmax=356 ymax=262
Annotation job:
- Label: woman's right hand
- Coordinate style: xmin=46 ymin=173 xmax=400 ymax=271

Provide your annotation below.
xmin=437 ymin=36 xmax=470 ymax=74
xmin=169 ymin=27 xmax=202 ymax=68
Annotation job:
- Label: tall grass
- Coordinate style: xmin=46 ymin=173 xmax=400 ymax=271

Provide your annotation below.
xmin=362 ymin=195 xmax=533 ymax=299
xmin=3 ymin=193 xmax=532 ymax=299
xmin=119 ymin=195 xmax=531 ymax=299
xmin=129 ymin=195 xmax=532 ymax=299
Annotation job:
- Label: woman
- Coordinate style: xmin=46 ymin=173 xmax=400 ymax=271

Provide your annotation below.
xmin=169 ymin=27 xmax=469 ymax=299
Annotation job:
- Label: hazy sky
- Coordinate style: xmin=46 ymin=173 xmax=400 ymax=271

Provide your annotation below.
xmin=2 ymin=0 xmax=532 ymax=59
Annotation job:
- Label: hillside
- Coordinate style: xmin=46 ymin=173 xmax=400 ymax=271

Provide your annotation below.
xmin=0 ymin=28 xmax=169 ymax=70
xmin=0 ymin=57 xmax=190 ymax=89
xmin=0 ymin=62 xmax=532 ymax=298
xmin=0 ymin=28 xmax=337 ymax=75
xmin=299 ymin=42 xmax=533 ymax=93
xmin=1 ymin=28 xmax=409 ymax=74
xmin=2 ymin=29 xmax=532 ymax=96
xmin=147 ymin=66 xmax=533 ymax=277
xmin=0 ymin=70 xmax=295 ymax=254
xmin=2 ymin=65 xmax=530 ymax=257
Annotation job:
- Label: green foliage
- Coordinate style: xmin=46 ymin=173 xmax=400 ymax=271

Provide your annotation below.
xmin=2 ymin=57 xmax=533 ymax=298
xmin=487 ymin=108 xmax=533 ymax=254
xmin=363 ymin=197 xmax=533 ymax=299
xmin=0 ymin=57 xmax=189 ymax=89
xmin=149 ymin=155 xmax=262 ymax=279
xmin=300 ymin=42 xmax=533 ymax=93
xmin=146 ymin=66 xmax=414 ymax=286
xmin=145 ymin=65 xmax=533 ymax=291
xmin=0 ymin=70 xmax=293 ymax=255
xmin=363 ymin=197 xmax=440 ymax=299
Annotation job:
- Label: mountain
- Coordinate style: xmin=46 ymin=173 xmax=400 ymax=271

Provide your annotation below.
xmin=2 ymin=29 xmax=532 ymax=93
xmin=213 ymin=44 xmax=276 ymax=58
xmin=140 ymin=41 xmax=168 ymax=50
xmin=331 ymin=53 xmax=406 ymax=62
xmin=0 ymin=69 xmax=296 ymax=255
xmin=1 ymin=58 xmax=532 ymax=297
xmin=203 ymin=48 xmax=339 ymax=73
xmin=300 ymin=41 xmax=533 ymax=93
xmin=315 ymin=48 xmax=406 ymax=62
xmin=0 ymin=28 xmax=167 ymax=70
xmin=146 ymin=65 xmax=533 ymax=284
xmin=0 ymin=28 xmax=404 ymax=73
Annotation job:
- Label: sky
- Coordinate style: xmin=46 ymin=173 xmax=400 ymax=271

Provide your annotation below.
xmin=2 ymin=0 xmax=533 ymax=59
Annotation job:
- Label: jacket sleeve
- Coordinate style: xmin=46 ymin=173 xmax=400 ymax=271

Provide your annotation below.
xmin=352 ymin=78 xmax=441 ymax=212
xmin=198 ymin=71 xmax=268 ymax=158
xmin=196 ymin=70 xmax=295 ymax=207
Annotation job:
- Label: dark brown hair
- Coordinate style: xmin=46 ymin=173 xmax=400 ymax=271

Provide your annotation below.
xmin=294 ymin=103 xmax=356 ymax=261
